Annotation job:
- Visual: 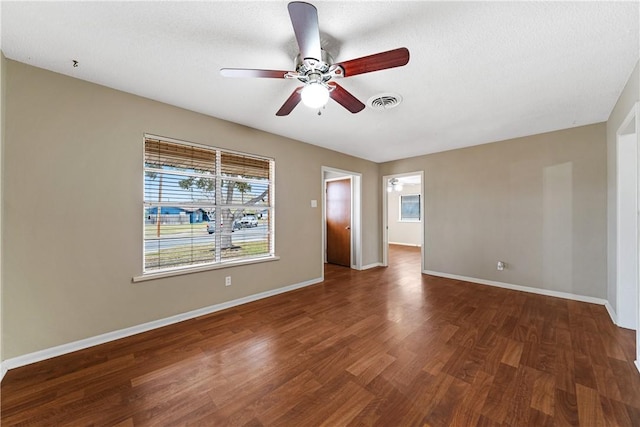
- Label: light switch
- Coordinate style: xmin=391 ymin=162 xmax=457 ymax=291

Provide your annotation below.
xmin=311 ymin=200 xmax=317 ymax=208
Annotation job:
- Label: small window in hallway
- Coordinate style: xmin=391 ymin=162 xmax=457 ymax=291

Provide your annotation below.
xmin=400 ymin=194 xmax=420 ymax=222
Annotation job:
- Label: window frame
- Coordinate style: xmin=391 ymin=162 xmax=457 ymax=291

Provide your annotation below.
xmin=399 ymin=193 xmax=421 ymax=222
xmin=135 ymin=134 xmax=277 ymax=282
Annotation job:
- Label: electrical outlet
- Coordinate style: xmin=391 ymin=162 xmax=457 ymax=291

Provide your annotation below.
xmin=497 ymin=261 xmax=505 ymax=271
xmin=225 ymin=276 xmax=232 ymax=286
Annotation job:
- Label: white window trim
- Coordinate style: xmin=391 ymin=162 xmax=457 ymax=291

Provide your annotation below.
xmin=399 ymin=193 xmax=421 ymax=222
xmin=133 ymin=255 xmax=280 ymax=282
xmin=138 ymin=134 xmax=276 ymax=280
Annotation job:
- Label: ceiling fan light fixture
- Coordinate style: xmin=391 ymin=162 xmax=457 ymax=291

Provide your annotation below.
xmin=301 ymin=82 xmax=329 ymax=109
xmin=388 ymin=178 xmax=404 ymax=192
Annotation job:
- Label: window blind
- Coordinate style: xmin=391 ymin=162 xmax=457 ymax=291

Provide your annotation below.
xmin=143 ymin=136 xmax=274 ymax=274
xmin=400 ymin=194 xmax=420 ymax=221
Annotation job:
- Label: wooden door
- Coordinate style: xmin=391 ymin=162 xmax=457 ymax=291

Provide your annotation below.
xmin=326 ymin=178 xmax=351 ymax=267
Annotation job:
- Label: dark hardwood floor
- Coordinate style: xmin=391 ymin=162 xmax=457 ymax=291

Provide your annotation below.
xmin=2 ymin=245 xmax=640 ymax=426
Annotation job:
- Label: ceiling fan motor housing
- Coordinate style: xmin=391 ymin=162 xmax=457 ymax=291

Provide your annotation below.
xmin=293 ymin=49 xmax=342 ymax=86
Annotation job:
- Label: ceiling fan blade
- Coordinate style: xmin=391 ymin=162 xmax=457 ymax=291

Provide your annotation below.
xmin=220 ymin=68 xmax=291 ymax=79
xmin=329 ymin=82 xmax=365 ymax=114
xmin=334 ymin=47 xmax=410 ymax=77
xmin=288 ymin=2 xmax=322 ymax=61
xmin=276 ymin=87 xmax=303 ymax=116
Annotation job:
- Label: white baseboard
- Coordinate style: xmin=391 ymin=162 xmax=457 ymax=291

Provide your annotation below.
xmin=0 ymin=362 xmax=6 ymax=382
xmin=361 ymin=262 xmax=384 ymax=270
xmin=423 ymin=270 xmax=610 ymax=306
xmin=635 ymin=360 xmax=640 ymax=375
xmin=604 ymin=301 xmax=618 ymax=326
xmin=388 ymin=242 xmax=422 ymax=247
xmin=1 ymin=277 xmax=324 ymax=377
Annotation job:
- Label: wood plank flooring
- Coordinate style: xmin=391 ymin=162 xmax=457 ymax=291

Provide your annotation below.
xmin=2 ymin=245 xmax=640 ymax=426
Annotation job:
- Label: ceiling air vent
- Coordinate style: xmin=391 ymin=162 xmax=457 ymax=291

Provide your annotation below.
xmin=368 ymin=93 xmax=402 ymax=111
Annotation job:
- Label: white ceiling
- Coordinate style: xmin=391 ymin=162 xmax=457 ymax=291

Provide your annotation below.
xmin=2 ymin=1 xmax=638 ymax=163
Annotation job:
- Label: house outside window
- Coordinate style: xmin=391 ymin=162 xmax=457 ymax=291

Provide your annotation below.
xmin=143 ymin=135 xmax=274 ymax=274
xmin=399 ymin=194 xmax=420 ymax=222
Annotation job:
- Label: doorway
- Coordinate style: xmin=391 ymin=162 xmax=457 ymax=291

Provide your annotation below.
xmin=615 ymin=102 xmax=640 ymax=370
xmin=382 ymin=172 xmax=424 ymax=271
xmin=321 ymin=167 xmax=362 ymax=271
xmin=616 ymin=104 xmax=639 ymax=334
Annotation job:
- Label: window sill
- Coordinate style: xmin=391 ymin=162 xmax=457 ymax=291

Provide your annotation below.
xmin=132 ymin=255 xmax=280 ymax=283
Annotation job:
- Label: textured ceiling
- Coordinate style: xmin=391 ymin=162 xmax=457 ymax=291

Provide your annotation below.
xmin=2 ymin=1 xmax=638 ymax=162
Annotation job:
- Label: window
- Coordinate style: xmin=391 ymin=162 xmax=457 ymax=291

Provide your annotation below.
xmin=399 ymin=194 xmax=420 ymax=222
xmin=143 ymin=136 xmax=274 ymax=275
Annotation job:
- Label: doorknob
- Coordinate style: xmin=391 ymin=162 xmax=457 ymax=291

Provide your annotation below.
xmin=345 ymin=226 xmax=351 ymax=230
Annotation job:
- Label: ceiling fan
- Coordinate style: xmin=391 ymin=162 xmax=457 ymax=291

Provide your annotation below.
xmin=220 ymin=1 xmax=410 ymax=116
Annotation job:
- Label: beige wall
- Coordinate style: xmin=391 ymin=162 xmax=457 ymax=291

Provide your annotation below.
xmin=606 ymin=60 xmax=640 ymax=314
xmin=381 ymin=123 xmax=608 ymax=299
xmin=3 ymin=60 xmax=381 ymax=359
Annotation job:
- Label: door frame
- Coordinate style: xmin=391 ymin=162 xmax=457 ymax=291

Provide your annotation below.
xmin=615 ymin=102 xmax=640 ymax=370
xmin=382 ymin=171 xmax=425 ymax=271
xmin=321 ymin=167 xmax=362 ymax=271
